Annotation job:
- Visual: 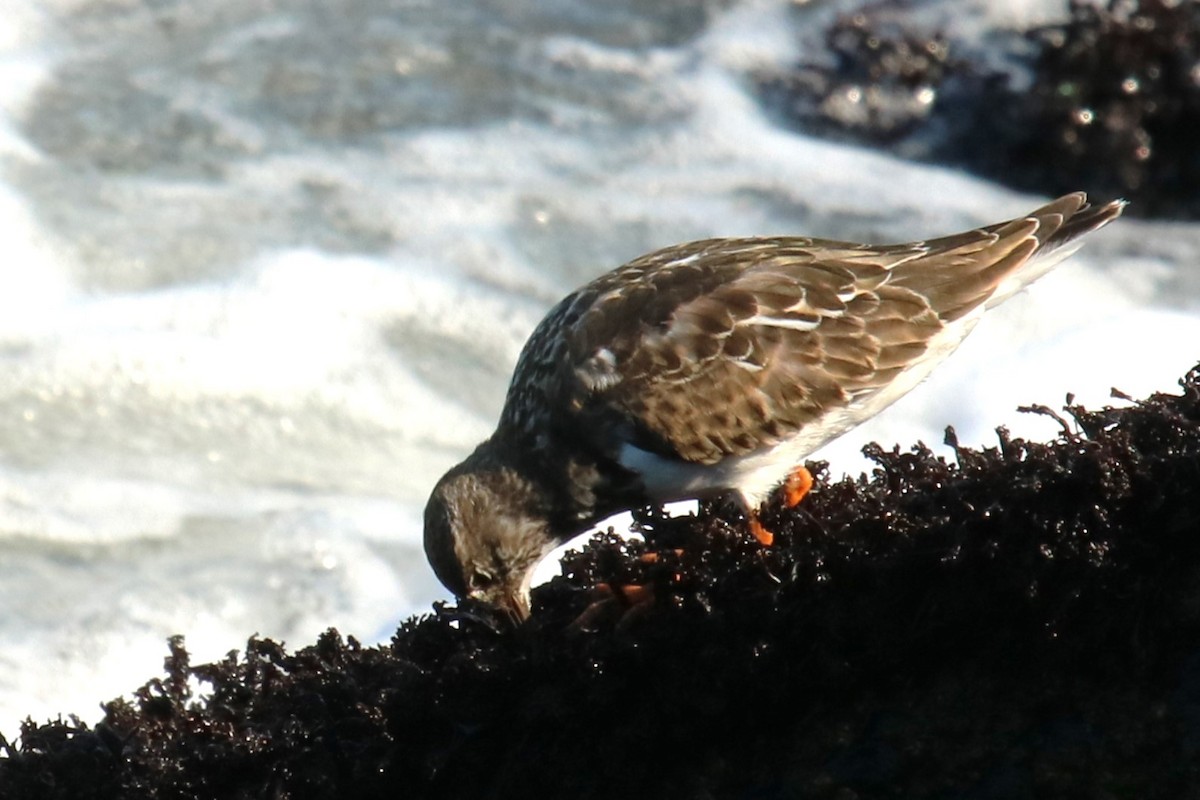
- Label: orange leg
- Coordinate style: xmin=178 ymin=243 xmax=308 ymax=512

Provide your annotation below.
xmin=570 ymin=550 xmax=684 ymax=631
xmin=572 ymin=582 xmax=656 ymax=631
xmin=784 ymin=464 xmax=814 ymax=508
xmin=636 ymin=549 xmax=684 ymax=564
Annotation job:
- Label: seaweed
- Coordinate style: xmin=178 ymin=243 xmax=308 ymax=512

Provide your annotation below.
xmin=755 ymin=0 xmax=1200 ymax=219
xmin=2 ymin=364 xmax=1199 ymax=798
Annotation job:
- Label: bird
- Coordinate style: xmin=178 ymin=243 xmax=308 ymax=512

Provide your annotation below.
xmin=424 ymin=192 xmax=1125 ymax=620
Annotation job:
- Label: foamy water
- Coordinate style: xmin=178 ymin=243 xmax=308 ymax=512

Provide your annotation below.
xmin=0 ymin=0 xmax=1196 ymax=731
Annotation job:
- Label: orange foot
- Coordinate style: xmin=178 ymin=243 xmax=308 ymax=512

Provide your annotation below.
xmin=749 ymin=514 xmax=774 ymax=547
xmin=748 ymin=465 xmax=814 ymax=547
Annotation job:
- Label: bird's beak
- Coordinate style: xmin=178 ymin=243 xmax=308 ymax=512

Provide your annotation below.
xmin=471 ymin=586 xmax=531 ymax=625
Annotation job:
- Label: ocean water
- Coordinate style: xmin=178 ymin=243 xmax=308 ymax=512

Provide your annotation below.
xmin=0 ymin=0 xmax=1196 ymax=731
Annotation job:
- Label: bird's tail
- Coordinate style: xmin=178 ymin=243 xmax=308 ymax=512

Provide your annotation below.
xmin=985 ymin=192 xmax=1127 ymax=310
xmin=889 ymin=193 xmax=1126 ymax=322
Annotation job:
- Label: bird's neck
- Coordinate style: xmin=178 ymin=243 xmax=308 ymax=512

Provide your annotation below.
xmin=480 ymin=429 xmax=640 ymax=542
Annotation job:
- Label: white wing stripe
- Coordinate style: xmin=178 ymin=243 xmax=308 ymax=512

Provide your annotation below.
xmin=741 ymin=314 xmax=822 ymax=331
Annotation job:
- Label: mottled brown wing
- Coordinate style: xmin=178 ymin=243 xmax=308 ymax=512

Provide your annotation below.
xmin=561 ymin=236 xmax=937 ymax=464
xmin=516 ymin=194 xmax=1119 ymax=465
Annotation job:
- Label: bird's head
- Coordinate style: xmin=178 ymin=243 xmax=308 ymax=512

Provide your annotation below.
xmin=423 ymin=451 xmax=559 ymax=622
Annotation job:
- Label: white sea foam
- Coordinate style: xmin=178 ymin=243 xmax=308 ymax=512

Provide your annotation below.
xmin=0 ymin=0 xmax=1194 ymax=734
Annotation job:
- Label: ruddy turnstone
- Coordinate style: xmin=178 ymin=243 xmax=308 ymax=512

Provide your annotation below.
xmin=424 ymin=192 xmax=1124 ymax=619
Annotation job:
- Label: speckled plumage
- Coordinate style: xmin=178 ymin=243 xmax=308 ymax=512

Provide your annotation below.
xmin=424 ymin=193 xmax=1125 ymax=619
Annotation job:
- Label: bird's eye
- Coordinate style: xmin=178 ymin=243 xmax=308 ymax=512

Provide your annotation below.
xmin=471 ymin=570 xmax=495 ymax=588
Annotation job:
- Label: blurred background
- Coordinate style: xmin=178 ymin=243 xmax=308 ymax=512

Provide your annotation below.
xmin=0 ymin=0 xmax=1196 ymax=730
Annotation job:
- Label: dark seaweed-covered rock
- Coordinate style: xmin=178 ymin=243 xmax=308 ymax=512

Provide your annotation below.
xmin=755 ymin=10 xmax=954 ymax=145
xmin=755 ymin=0 xmax=1200 ymax=219
xmin=972 ymin=0 xmax=1200 ymax=219
xmin=2 ymin=363 xmax=1200 ymax=799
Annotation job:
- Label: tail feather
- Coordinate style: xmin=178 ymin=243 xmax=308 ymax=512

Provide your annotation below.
xmin=987 ymin=193 xmax=1127 ymax=309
